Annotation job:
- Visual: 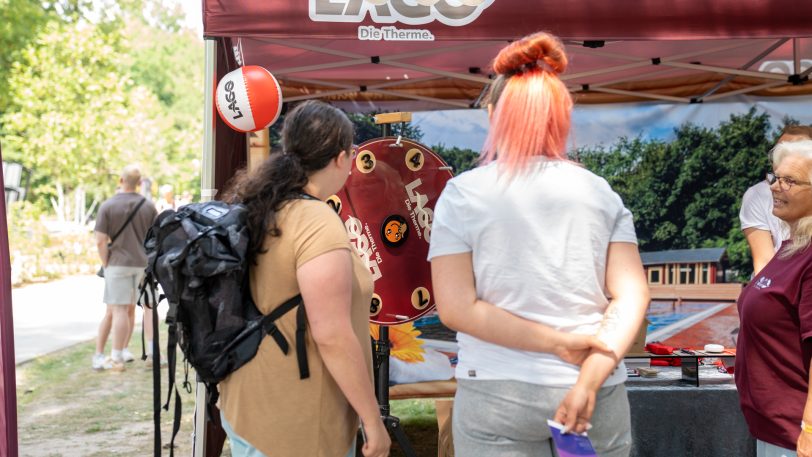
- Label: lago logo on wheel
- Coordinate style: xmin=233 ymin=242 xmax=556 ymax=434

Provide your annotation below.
xmin=331 ymin=137 xmax=453 ymax=326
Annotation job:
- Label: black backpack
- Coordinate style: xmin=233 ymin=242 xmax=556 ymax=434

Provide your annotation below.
xmin=140 ymin=200 xmax=310 ymax=457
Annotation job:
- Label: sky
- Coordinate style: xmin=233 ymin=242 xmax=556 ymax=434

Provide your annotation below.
xmin=181 ymin=0 xmax=202 ymax=35
xmin=412 ymin=94 xmax=812 ymax=152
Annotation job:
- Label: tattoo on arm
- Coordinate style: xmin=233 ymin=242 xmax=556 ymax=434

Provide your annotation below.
xmin=598 ymin=306 xmax=621 ymax=338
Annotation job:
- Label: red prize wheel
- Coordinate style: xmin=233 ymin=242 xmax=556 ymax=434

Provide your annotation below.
xmin=330 ymin=138 xmax=453 ymax=326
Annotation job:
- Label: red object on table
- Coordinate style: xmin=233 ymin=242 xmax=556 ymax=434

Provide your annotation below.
xmin=645 ymin=342 xmax=675 ymax=355
xmin=645 ymin=342 xmax=681 ymax=366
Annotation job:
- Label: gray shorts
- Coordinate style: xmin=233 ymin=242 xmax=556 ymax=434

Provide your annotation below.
xmin=453 ymin=378 xmax=632 ymax=457
xmin=103 ymin=266 xmax=145 ymax=305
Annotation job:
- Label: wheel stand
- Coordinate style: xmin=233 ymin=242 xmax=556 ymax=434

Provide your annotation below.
xmin=373 ymin=326 xmax=417 ymax=457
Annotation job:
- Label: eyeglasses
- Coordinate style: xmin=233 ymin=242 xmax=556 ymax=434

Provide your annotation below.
xmin=766 ymin=172 xmax=812 ymax=191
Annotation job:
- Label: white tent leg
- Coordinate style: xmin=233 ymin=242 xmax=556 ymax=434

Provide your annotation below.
xmin=202 ymin=39 xmax=218 ymax=201
xmin=192 ymin=37 xmax=218 ymax=457
xmin=192 ymin=381 xmax=208 ymax=457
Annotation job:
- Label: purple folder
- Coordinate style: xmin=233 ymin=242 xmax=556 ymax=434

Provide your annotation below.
xmin=547 ymin=420 xmax=599 ymax=457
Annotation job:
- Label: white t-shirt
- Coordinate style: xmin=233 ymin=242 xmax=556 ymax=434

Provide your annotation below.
xmin=740 ymin=181 xmax=788 ymax=251
xmin=427 ymin=160 xmax=638 ymax=387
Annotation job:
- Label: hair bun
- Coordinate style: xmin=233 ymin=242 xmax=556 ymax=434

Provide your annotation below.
xmin=492 ymin=32 xmax=568 ymax=76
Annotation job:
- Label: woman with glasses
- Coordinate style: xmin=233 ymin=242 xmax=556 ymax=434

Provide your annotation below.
xmin=737 ymin=139 xmax=812 ymax=457
xmin=739 ymin=126 xmax=812 ymax=275
xmin=219 ymin=100 xmax=390 ymax=457
xmin=427 ymin=31 xmax=649 ymax=457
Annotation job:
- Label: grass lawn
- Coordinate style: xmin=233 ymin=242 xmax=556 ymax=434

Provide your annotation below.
xmin=17 ymin=330 xmax=441 ymax=456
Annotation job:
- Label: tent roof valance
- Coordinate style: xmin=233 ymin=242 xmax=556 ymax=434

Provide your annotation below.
xmin=202 ymin=1 xmax=812 ymax=108
xmin=203 ymin=1 xmax=812 ymax=42
xmin=198 ymin=1 xmax=812 ymax=193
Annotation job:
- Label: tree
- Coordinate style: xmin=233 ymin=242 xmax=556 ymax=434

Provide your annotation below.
xmin=577 ymin=108 xmax=780 ymax=280
xmin=346 ymin=112 xmax=424 ymax=144
xmin=432 ymin=144 xmax=479 ymax=175
xmin=124 ymin=17 xmax=203 ymax=198
xmin=0 ymin=0 xmax=54 ymax=111
xmin=270 ymin=110 xmax=425 ymax=152
xmin=1 ymin=20 xmax=168 ymax=213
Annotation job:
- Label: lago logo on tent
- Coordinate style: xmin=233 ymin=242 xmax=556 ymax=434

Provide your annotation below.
xmin=309 ymin=0 xmax=496 ymax=27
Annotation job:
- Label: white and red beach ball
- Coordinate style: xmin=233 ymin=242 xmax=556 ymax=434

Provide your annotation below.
xmin=215 ymin=65 xmax=283 ymax=133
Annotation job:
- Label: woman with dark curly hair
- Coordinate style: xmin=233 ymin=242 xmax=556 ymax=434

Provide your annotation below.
xmin=219 ymin=100 xmax=390 ymax=457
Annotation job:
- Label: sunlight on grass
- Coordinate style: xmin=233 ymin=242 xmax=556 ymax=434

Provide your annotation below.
xmin=16 ymin=324 xmax=198 ymax=456
xmin=16 ymin=324 xmax=440 ymax=456
xmin=391 ymin=399 xmax=437 ymax=427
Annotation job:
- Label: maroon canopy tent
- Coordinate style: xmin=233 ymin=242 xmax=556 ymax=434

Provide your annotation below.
xmin=201 ymin=0 xmax=812 ymax=194
xmin=191 ymin=2 xmax=812 ymax=455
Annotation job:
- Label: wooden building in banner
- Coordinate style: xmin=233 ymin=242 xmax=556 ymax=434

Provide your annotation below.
xmin=640 ymin=247 xmax=727 ymax=285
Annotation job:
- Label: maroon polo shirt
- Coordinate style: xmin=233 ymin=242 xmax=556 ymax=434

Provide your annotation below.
xmin=736 ymin=241 xmax=812 ymax=449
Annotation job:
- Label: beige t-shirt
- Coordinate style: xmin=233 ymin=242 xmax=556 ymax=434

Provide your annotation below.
xmin=219 ymin=199 xmax=374 ymax=457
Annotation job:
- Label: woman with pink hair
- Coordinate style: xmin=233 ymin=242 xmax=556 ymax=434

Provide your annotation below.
xmin=428 ymin=32 xmax=649 ymax=457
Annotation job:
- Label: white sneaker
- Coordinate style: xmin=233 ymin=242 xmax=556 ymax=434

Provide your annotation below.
xmin=92 ymin=353 xmax=112 ymax=371
xmin=122 ymin=348 xmax=135 ymax=363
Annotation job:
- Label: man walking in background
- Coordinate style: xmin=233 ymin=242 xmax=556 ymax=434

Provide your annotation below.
xmin=93 ymin=165 xmax=157 ymax=371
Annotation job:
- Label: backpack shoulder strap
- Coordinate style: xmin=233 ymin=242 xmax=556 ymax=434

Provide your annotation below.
xmin=110 ymin=196 xmax=147 ymax=245
xmin=295 ymin=304 xmax=309 ymax=379
xmin=260 ymin=294 xmax=310 ymax=379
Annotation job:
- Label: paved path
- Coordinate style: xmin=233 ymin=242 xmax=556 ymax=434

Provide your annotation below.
xmin=12 ymin=275 xmax=166 ymax=365
xmin=12 ymin=275 xmax=105 ymax=364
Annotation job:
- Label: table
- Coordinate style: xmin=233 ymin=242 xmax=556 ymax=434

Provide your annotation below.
xmin=626 ymin=366 xmax=755 ymax=457
xmin=628 ymin=349 xmax=736 ymax=386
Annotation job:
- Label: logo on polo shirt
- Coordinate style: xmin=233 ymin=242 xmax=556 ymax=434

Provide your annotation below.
xmin=755 ymin=277 xmax=772 ymax=289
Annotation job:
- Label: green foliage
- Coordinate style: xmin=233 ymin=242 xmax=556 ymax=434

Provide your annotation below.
xmin=0 ymin=0 xmax=54 ymax=110
xmin=124 ymin=19 xmax=203 ymax=199
xmin=0 ymin=0 xmax=203 ymax=210
xmin=270 ymin=111 xmax=425 ymax=150
xmin=1 ymin=20 xmax=168 ymax=207
xmin=346 ymin=112 xmax=424 ymax=144
xmin=7 ymin=201 xmax=97 ymax=284
xmin=432 ymin=144 xmax=479 ymax=175
xmin=578 ymin=108 xmax=788 ymax=281
xmin=0 ymin=0 xmax=203 ymax=282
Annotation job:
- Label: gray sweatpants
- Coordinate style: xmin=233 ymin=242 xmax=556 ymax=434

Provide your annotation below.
xmin=453 ymin=378 xmax=632 ymax=457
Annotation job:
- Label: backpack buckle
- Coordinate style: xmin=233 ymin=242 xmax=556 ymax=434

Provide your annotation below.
xmin=264 ymin=321 xmax=290 ymax=355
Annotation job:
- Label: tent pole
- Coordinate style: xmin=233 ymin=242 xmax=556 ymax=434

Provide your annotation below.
xmin=201 ymin=38 xmax=218 ymax=202
xmin=794 ymin=38 xmax=802 ymax=75
xmin=703 ymin=81 xmax=787 ymax=102
xmin=192 ymin=37 xmax=218 ymax=457
xmin=588 ymin=86 xmax=690 ymax=103
xmin=697 ymin=38 xmax=788 ymax=101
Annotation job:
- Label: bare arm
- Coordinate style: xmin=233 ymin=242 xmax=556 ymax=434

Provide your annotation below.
xmin=430 ymin=252 xmax=609 ymax=365
xmin=95 ymin=231 xmax=109 ymax=267
xmin=297 ymin=248 xmax=389 ymax=457
xmin=798 ymin=357 xmax=812 ymax=457
xmin=743 ymin=228 xmax=776 ymax=275
xmin=554 ymin=242 xmax=650 ymax=433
